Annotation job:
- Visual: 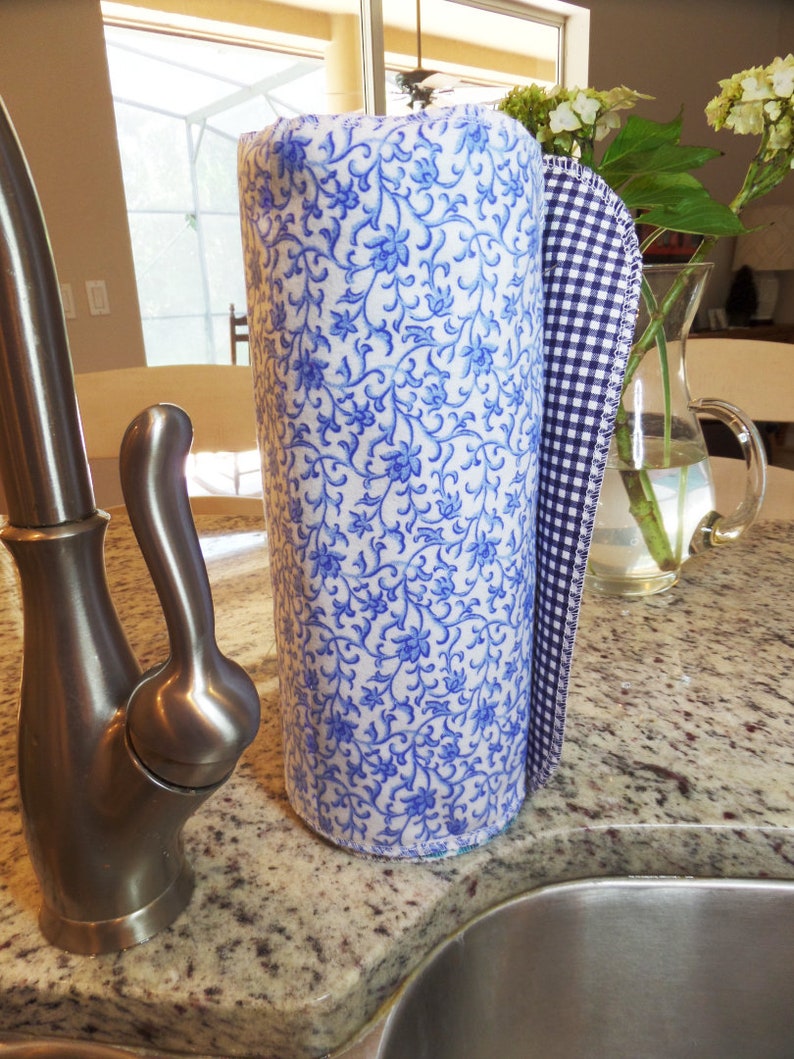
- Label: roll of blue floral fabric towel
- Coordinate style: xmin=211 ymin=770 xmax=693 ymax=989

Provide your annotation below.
xmin=238 ymin=105 xmax=640 ymax=858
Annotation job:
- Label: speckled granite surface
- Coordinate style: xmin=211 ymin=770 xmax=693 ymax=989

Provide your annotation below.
xmin=0 ymin=512 xmax=792 ymax=1059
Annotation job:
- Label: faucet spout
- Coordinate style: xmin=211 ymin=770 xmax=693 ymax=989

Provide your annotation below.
xmin=0 ymin=110 xmax=94 ymax=527
xmin=0 ymin=99 xmax=260 ymax=953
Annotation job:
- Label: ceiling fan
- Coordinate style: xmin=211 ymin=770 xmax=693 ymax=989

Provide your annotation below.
xmin=394 ymin=0 xmax=459 ymax=110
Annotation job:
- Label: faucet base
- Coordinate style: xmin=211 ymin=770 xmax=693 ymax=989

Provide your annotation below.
xmin=39 ymin=858 xmax=195 ymax=955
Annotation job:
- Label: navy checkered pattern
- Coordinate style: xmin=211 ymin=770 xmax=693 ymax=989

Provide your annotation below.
xmin=529 ymin=156 xmax=643 ymax=790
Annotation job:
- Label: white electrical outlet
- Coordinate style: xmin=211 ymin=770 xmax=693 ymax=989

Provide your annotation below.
xmin=86 ymin=279 xmax=110 ymax=316
xmin=60 ymin=283 xmax=76 ymax=320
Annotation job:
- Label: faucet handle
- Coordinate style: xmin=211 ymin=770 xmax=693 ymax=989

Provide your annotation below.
xmin=120 ymin=403 xmax=260 ymax=788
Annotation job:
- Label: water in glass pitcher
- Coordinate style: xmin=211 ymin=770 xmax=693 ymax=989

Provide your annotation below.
xmin=587 ymin=439 xmax=715 ymax=596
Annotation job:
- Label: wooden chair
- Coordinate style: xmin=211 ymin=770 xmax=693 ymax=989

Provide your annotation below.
xmin=708 ymin=458 xmax=793 ymax=521
xmin=74 ymin=364 xmax=263 ymax=516
xmin=687 ymin=338 xmax=794 ymax=519
xmin=229 ymin=303 xmax=249 ymax=365
xmin=686 ymin=338 xmax=793 ymax=422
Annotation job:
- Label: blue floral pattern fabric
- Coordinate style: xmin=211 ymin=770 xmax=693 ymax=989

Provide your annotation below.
xmin=239 ymin=107 xmax=546 ymax=857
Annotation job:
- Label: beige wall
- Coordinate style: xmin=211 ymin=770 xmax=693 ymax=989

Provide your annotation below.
xmin=0 ymin=0 xmax=146 ymax=372
xmin=0 ymin=0 xmax=147 ymax=507
xmin=585 ymin=0 xmax=794 ymax=322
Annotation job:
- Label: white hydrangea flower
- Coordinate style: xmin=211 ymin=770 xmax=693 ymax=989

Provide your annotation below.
xmin=725 ymin=100 xmax=765 ymax=135
xmin=770 ymin=56 xmax=794 ymax=98
xmin=739 ymin=72 xmax=771 ymax=102
xmin=595 ymin=110 xmax=622 ymax=140
xmin=549 ymin=101 xmax=582 ymax=134
xmin=767 ymin=118 xmax=792 ymax=151
xmin=572 ymin=91 xmax=601 ymax=125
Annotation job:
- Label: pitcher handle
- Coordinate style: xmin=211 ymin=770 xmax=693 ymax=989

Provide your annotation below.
xmin=689 ymin=397 xmax=767 ymax=554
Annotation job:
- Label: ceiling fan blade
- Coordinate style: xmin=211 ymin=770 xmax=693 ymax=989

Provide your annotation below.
xmin=420 ymin=72 xmax=459 ymax=89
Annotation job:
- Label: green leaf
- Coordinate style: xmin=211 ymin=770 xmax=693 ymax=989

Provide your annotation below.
xmin=600 ymin=143 xmax=721 ymax=186
xmin=619 ymin=172 xmax=704 ymax=209
xmin=602 ymin=113 xmax=684 ymax=166
xmin=626 ymin=170 xmax=724 ymax=209
xmin=594 ymin=110 xmax=748 ymax=237
xmin=638 ymin=198 xmax=746 ymax=237
xmin=598 ymin=113 xmax=721 ymax=187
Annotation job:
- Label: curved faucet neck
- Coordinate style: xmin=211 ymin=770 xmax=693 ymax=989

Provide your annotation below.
xmin=0 ymin=96 xmax=95 ymax=527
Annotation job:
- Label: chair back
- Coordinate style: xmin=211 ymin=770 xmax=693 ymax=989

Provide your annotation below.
xmin=686 ymin=338 xmax=793 ymax=421
xmin=687 ymin=339 xmax=794 ymax=520
xmin=74 ymin=364 xmax=263 ymax=515
xmin=229 ymin=304 xmax=249 ymax=365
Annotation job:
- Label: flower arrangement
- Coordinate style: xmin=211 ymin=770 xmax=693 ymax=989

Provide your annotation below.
xmin=498 ymin=55 xmax=794 ymax=578
xmin=500 ymin=54 xmax=794 ymax=260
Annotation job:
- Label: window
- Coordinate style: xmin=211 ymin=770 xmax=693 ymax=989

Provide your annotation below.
xmin=103 ymin=20 xmax=330 ymax=365
xmin=103 ymin=0 xmax=584 ymax=366
xmin=383 ymin=0 xmax=560 ymax=114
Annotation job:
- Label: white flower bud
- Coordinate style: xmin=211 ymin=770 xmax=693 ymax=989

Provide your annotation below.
xmin=572 ymin=91 xmax=601 ymax=125
xmin=549 ymin=101 xmax=582 ymax=134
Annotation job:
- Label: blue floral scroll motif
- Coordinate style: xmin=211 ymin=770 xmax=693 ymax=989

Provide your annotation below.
xmin=239 ymin=105 xmax=545 ymax=858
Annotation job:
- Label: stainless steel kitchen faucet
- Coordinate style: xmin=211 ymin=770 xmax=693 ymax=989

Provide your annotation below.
xmin=0 ymin=99 xmax=260 ymax=954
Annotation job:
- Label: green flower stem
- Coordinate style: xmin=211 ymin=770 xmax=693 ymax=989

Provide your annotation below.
xmin=612 ymin=272 xmax=682 ymax=574
xmin=728 ymin=131 xmax=792 ymax=209
xmin=659 ymin=327 xmax=672 ymax=464
xmin=612 ymin=398 xmax=678 ymax=572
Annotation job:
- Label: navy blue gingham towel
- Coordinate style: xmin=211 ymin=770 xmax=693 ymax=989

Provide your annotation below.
xmin=529 ymin=156 xmax=642 ymax=789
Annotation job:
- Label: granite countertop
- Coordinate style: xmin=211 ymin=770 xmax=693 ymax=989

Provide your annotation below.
xmin=0 ymin=512 xmax=792 ymax=1058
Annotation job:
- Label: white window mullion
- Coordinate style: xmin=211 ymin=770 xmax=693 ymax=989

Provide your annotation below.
xmin=360 ymin=0 xmax=387 ymax=114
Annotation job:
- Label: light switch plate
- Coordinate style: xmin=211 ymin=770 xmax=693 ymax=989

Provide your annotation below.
xmin=86 ymin=279 xmax=110 ymax=316
xmin=60 ymin=283 xmax=76 ymax=320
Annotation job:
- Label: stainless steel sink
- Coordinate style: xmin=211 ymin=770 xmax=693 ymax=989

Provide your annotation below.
xmin=0 ymin=1045 xmax=137 ymax=1057
xmin=338 ymin=877 xmax=794 ymax=1059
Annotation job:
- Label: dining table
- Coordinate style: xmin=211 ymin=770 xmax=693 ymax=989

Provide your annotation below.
xmin=0 ymin=508 xmax=792 ymax=1058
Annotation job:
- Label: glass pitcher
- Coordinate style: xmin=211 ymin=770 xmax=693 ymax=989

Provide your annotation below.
xmin=586 ymin=262 xmax=767 ymax=597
